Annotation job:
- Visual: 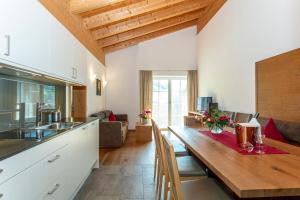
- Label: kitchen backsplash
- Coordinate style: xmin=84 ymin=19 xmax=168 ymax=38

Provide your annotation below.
xmin=0 ymin=75 xmax=66 ymax=132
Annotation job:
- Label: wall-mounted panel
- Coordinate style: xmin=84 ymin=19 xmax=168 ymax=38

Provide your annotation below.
xmin=256 ymin=48 xmax=300 ymax=122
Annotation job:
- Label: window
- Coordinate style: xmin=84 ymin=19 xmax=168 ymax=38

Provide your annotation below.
xmin=152 ymin=72 xmax=187 ymax=128
xmin=153 ymin=79 xmax=169 ymax=128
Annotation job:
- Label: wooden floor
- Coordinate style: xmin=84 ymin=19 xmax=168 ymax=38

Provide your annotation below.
xmin=73 ymin=130 xmax=297 ymax=200
xmin=74 ymin=131 xmax=156 ymax=200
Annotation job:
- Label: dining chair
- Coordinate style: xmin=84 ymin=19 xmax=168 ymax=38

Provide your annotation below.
xmin=152 ymin=119 xmax=189 ymax=181
xmin=222 ymin=111 xmax=235 ymax=120
xmin=162 ymin=135 xmax=233 ymax=200
xmin=253 ymin=112 xmax=260 ymax=119
xmin=235 ymin=112 xmax=253 ymax=123
xmin=152 ymin=120 xmax=207 ymax=200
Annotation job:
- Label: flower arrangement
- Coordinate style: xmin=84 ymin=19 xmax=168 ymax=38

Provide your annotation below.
xmin=203 ymin=109 xmax=230 ymax=134
xmin=139 ymin=109 xmax=151 ymax=124
xmin=139 ymin=109 xmax=151 ymax=119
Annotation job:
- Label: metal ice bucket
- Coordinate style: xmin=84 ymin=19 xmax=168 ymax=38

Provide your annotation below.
xmin=235 ymin=123 xmax=257 ymax=148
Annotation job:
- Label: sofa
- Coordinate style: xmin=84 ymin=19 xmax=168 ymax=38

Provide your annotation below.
xmin=90 ymin=110 xmax=128 ymax=148
xmin=257 ymin=117 xmax=300 ymax=146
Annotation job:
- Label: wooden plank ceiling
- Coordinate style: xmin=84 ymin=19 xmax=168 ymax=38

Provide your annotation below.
xmin=70 ymin=0 xmax=226 ymax=54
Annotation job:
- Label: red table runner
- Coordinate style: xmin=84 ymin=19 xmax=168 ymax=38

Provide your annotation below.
xmin=200 ymin=130 xmax=289 ymax=155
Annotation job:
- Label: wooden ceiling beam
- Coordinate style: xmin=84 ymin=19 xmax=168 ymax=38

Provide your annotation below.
xmin=84 ymin=0 xmax=212 ymax=30
xmin=92 ymin=0 xmax=210 ymax=40
xmin=197 ymin=0 xmax=227 ymax=33
xmin=71 ymin=0 xmax=145 ymax=17
xmin=103 ymin=20 xmax=197 ymax=53
xmin=98 ymin=10 xmax=204 ymax=47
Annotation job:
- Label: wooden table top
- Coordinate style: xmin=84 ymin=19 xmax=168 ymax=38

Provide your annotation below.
xmin=168 ymin=125 xmax=300 ymax=198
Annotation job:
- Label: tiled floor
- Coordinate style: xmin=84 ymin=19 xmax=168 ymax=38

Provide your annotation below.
xmin=75 ymin=132 xmax=157 ymax=200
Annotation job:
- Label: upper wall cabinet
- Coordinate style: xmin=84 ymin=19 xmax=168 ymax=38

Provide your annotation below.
xmin=0 ymin=0 xmax=50 ymax=73
xmin=72 ymin=39 xmax=87 ymax=84
xmin=0 ymin=0 xmax=87 ymax=85
xmin=48 ymin=16 xmax=87 ymax=84
xmin=48 ymin=18 xmax=73 ymax=81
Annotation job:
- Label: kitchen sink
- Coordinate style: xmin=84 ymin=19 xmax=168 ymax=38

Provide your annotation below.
xmin=0 ymin=129 xmax=57 ymax=141
xmin=35 ymin=122 xmax=83 ymax=130
xmin=0 ymin=122 xmax=83 ymax=141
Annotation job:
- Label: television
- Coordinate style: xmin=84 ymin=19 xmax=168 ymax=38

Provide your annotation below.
xmin=197 ymin=97 xmax=212 ymax=112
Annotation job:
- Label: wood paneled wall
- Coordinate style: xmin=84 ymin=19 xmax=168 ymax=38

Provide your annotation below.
xmin=256 ymin=48 xmax=300 ymax=122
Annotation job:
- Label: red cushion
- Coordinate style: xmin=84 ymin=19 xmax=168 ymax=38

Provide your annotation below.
xmin=263 ymin=118 xmax=287 ymax=143
xmin=109 ymin=112 xmax=117 ymax=121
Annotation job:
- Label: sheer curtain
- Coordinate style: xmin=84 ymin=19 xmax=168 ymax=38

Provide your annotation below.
xmin=187 ymin=70 xmax=198 ymax=112
xmin=140 ymin=71 xmax=153 ymax=112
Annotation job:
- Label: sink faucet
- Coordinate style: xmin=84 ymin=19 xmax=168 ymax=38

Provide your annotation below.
xmin=36 ymin=102 xmax=45 ymax=127
xmin=36 ymin=103 xmax=61 ymax=127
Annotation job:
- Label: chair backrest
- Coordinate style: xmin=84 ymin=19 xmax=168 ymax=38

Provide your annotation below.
xmin=253 ymin=112 xmax=260 ymax=119
xmin=151 ymin=119 xmax=158 ymax=145
xmin=235 ymin=112 xmax=253 ymax=123
xmin=222 ymin=111 xmax=235 ymax=120
xmin=162 ymin=135 xmax=184 ymax=200
xmin=152 ymin=119 xmax=168 ymax=173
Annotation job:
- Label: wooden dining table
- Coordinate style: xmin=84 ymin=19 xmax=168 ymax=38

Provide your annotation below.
xmin=168 ymin=125 xmax=300 ymax=198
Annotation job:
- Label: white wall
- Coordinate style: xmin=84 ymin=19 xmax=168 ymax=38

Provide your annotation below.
xmin=106 ymin=27 xmax=198 ymax=129
xmin=197 ymin=0 xmax=300 ymax=113
xmin=86 ymin=51 xmax=106 ymax=116
xmin=136 ymin=27 xmax=197 ymax=68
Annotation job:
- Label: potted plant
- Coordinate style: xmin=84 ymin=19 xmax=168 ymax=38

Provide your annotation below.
xmin=203 ymin=109 xmax=230 ymax=134
xmin=139 ymin=109 xmax=151 ymax=124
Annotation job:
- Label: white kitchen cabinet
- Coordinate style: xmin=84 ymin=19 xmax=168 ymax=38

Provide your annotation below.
xmin=0 ymin=0 xmax=87 ymax=85
xmin=72 ymin=39 xmax=87 ymax=84
xmin=0 ymin=0 xmax=50 ymax=73
xmin=39 ymin=171 xmax=72 ymax=200
xmin=48 ymin=17 xmax=73 ymax=81
xmin=46 ymin=14 xmax=87 ymax=84
xmin=34 ymin=145 xmax=72 ymax=200
xmin=0 ymin=169 xmax=33 ymax=200
xmin=89 ymin=120 xmax=100 ymax=167
xmin=0 ymin=120 xmax=99 ymax=200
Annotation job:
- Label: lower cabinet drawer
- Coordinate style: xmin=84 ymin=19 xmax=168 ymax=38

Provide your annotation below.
xmin=0 ymin=169 xmax=33 ymax=200
xmin=0 ymin=144 xmax=69 ymax=200
xmin=0 ymin=132 xmax=68 ymax=185
xmin=38 ymin=170 xmax=72 ymax=200
xmin=30 ymin=144 xmax=70 ymax=199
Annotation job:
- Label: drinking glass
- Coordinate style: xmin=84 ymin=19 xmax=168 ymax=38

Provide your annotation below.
xmin=255 ymin=132 xmax=265 ymax=154
xmin=245 ymin=142 xmax=254 ymax=153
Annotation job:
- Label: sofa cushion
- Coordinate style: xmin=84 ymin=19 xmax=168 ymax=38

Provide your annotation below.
xmin=109 ymin=112 xmax=117 ymax=121
xmin=258 ymin=117 xmax=300 ymax=144
xmin=263 ymin=118 xmax=287 ymax=143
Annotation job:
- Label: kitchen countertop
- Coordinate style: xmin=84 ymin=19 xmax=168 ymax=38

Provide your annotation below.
xmin=0 ymin=117 xmax=99 ymax=161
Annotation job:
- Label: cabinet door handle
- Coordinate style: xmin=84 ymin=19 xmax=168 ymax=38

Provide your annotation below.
xmin=4 ymin=35 xmax=10 ymax=56
xmin=0 ymin=169 xmax=3 ymax=174
xmin=47 ymin=184 xmax=60 ymax=195
xmin=48 ymin=155 xmax=60 ymax=163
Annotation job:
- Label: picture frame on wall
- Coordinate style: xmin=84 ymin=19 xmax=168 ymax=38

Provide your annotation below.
xmin=96 ymin=79 xmax=101 ymax=96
